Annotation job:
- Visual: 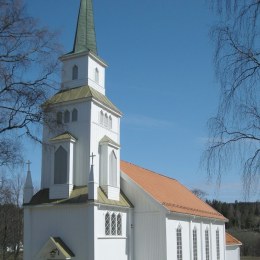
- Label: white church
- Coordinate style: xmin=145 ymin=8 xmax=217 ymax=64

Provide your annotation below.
xmin=23 ymin=0 xmax=242 ymax=259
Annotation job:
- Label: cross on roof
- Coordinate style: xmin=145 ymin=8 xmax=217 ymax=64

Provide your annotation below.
xmin=90 ymin=153 xmax=96 ymax=166
xmin=26 ymin=160 xmax=31 ymax=171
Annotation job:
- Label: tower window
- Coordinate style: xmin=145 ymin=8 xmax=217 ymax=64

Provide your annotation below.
xmin=57 ymin=112 xmax=62 ymax=124
xmin=105 ymin=212 xmax=110 ymax=235
xmin=117 ymin=214 xmax=122 ymax=236
xmin=111 ymin=213 xmax=116 ymax=235
xmin=104 ymin=113 xmax=108 ymax=127
xmin=95 ymin=68 xmax=99 ymax=83
xmin=64 ymin=110 xmax=70 ymax=123
xmin=72 ymin=108 xmax=78 ymax=122
xmin=99 ymin=110 xmax=104 ymax=125
xmin=176 ymin=226 xmax=183 ymax=260
xmin=54 ymin=146 xmax=67 ymax=184
xmin=105 ymin=212 xmax=122 ymax=236
xmin=109 ymin=151 xmax=117 ymax=187
xmin=109 ymin=116 xmax=112 ymax=129
xmin=72 ymin=65 xmax=78 ymax=80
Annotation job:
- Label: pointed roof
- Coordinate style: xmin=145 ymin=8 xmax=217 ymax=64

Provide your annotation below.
xmin=44 ymin=85 xmax=122 ymax=115
xmin=36 ymin=237 xmax=75 ymax=259
xmin=49 ymin=132 xmax=77 ymax=143
xmin=121 ymin=161 xmax=228 ymax=221
xmin=24 ymin=170 xmax=33 ymax=189
xmin=73 ymin=0 xmax=97 ymax=55
xmin=226 ymin=232 xmax=242 ymax=246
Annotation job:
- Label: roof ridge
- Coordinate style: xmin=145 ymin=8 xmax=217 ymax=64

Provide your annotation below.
xmin=121 ymin=160 xmax=177 ymax=182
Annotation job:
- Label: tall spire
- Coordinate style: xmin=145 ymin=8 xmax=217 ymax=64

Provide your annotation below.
xmin=23 ymin=160 xmax=34 ymax=204
xmin=73 ymin=0 xmax=97 ymax=55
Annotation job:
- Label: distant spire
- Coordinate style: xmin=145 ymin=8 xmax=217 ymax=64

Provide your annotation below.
xmin=73 ymin=0 xmax=98 ymax=55
xmin=24 ymin=160 xmax=34 ymax=204
xmin=25 ymin=160 xmax=33 ymax=189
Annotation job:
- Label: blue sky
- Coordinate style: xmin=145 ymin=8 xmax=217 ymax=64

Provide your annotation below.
xmin=22 ymin=0 xmax=259 ymax=202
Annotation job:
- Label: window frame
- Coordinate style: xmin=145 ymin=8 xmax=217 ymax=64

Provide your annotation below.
xmin=57 ymin=111 xmax=62 ymax=124
xmin=72 ymin=108 xmax=78 ymax=122
xmin=72 ymin=65 xmax=78 ymax=80
xmin=105 ymin=212 xmax=111 ymax=236
xmin=216 ymin=229 xmax=220 ymax=260
xmin=95 ymin=67 xmax=99 ymax=83
xmin=205 ymin=228 xmax=210 ymax=260
xmin=111 ymin=213 xmax=116 ymax=235
xmin=54 ymin=146 xmax=68 ymax=184
xmin=117 ymin=214 xmax=122 ymax=236
xmin=64 ymin=110 xmax=70 ymax=123
xmin=99 ymin=110 xmax=104 ymax=125
xmin=176 ymin=225 xmax=183 ymax=260
xmin=193 ymin=227 xmax=198 ymax=260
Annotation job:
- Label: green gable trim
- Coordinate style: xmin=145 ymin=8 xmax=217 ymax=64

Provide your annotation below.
xmin=73 ymin=0 xmax=97 ymax=55
xmin=26 ymin=186 xmax=133 ymax=208
xmin=50 ymin=132 xmax=77 ymax=142
xmin=52 ymin=237 xmax=75 ymax=258
xmin=44 ymin=85 xmax=122 ymax=115
xmin=100 ymin=135 xmax=120 ymax=148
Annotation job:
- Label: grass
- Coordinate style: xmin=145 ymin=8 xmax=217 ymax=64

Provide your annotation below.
xmin=241 ymin=257 xmax=260 ymax=260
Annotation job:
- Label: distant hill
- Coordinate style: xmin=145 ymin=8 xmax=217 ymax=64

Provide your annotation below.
xmin=207 ymin=200 xmax=260 ymax=257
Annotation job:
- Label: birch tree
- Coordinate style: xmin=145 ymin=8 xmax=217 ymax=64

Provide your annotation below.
xmin=204 ymin=0 xmax=260 ymax=198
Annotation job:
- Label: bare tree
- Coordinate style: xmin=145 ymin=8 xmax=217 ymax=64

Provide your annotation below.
xmin=0 ymin=173 xmax=24 ymax=260
xmin=204 ymin=0 xmax=260 ymax=198
xmin=192 ymin=188 xmax=208 ymax=201
xmin=0 ymin=0 xmax=61 ymax=167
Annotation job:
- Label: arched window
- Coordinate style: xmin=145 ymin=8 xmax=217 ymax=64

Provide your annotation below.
xmin=72 ymin=108 xmax=78 ymax=122
xmin=105 ymin=212 xmax=110 ymax=235
xmin=64 ymin=110 xmax=70 ymax=123
xmin=117 ymin=214 xmax=122 ymax=236
xmin=109 ymin=116 xmax=112 ymax=129
xmin=57 ymin=112 xmax=62 ymax=124
xmin=176 ymin=226 xmax=182 ymax=260
xmin=104 ymin=113 xmax=108 ymax=127
xmin=72 ymin=65 xmax=78 ymax=80
xmin=193 ymin=227 xmax=198 ymax=260
xmin=216 ymin=229 xmax=220 ymax=260
xmin=95 ymin=68 xmax=99 ymax=83
xmin=109 ymin=151 xmax=117 ymax=187
xmin=111 ymin=213 xmax=116 ymax=235
xmin=99 ymin=111 xmax=104 ymax=125
xmin=205 ymin=228 xmax=210 ymax=260
xmin=54 ymin=146 xmax=67 ymax=184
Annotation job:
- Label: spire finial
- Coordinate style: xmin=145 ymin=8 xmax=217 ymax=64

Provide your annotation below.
xmin=73 ymin=0 xmax=97 ymax=55
xmin=90 ymin=152 xmax=96 ymax=166
xmin=26 ymin=160 xmax=31 ymax=172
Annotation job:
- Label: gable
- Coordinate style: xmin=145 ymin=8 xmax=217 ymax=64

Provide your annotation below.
xmin=35 ymin=237 xmax=75 ymax=259
xmin=121 ymin=160 xmax=227 ymax=221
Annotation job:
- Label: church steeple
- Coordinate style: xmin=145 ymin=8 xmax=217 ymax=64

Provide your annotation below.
xmin=73 ymin=0 xmax=97 ymax=55
xmin=23 ymin=160 xmax=34 ymax=204
xmin=60 ymin=0 xmax=106 ymax=92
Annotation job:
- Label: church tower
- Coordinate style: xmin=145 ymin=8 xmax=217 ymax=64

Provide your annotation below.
xmin=23 ymin=2 xmax=133 ymax=260
xmin=41 ymin=0 xmax=122 ymax=201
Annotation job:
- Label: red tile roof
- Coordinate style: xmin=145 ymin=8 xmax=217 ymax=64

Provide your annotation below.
xmin=226 ymin=232 xmax=242 ymax=246
xmin=121 ymin=161 xmax=227 ymax=221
